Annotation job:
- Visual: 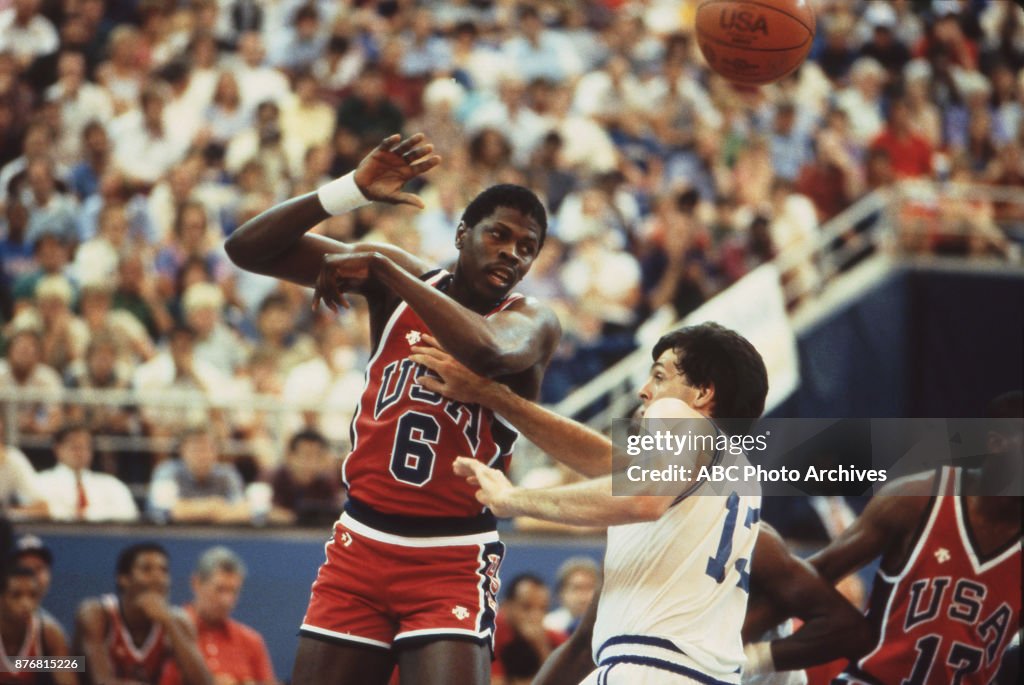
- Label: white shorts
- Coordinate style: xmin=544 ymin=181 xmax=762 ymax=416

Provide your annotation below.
xmin=581 ymin=663 xmax=726 ymax=685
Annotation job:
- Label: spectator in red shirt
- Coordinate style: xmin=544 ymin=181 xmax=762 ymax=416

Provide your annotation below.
xmin=492 ymin=574 xmax=567 ymax=685
xmin=185 ymin=547 xmax=277 ymax=685
xmin=870 ymin=98 xmax=934 ymax=178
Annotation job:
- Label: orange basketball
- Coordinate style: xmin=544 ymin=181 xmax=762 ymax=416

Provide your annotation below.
xmin=695 ymin=0 xmax=816 ymax=86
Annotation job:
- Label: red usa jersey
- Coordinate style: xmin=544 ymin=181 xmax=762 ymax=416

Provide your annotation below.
xmin=841 ymin=468 xmax=1021 ymax=685
xmin=0 ymin=612 xmax=41 ymax=684
xmin=101 ymin=594 xmax=170 ymax=684
xmin=343 ymin=270 xmax=521 ymax=520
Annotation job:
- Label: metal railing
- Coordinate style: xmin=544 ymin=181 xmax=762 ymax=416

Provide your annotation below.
xmin=4 ymin=182 xmax=1023 ymax=470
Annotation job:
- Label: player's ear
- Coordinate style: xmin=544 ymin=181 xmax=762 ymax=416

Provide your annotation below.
xmin=455 ymin=222 xmax=466 ymax=249
xmin=691 ymin=384 xmax=715 ymax=413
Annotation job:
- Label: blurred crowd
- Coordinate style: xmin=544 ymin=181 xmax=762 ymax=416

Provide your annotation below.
xmin=1 ymin=0 xmax=1023 ymax=515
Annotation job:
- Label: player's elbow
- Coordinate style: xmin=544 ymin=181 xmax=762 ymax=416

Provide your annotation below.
xmin=223 ymin=230 xmax=253 ymax=268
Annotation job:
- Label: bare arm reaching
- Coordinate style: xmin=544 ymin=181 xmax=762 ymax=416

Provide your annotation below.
xmin=742 ymin=524 xmax=873 ymax=674
xmin=411 ymin=336 xmax=614 ymax=476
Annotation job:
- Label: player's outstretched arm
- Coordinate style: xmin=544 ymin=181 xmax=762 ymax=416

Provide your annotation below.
xmin=808 ymin=472 xmax=935 ymax=583
xmin=412 ymin=336 xmax=613 ymax=477
xmin=364 ymin=269 xmax=561 ymax=378
xmin=454 ymin=458 xmax=673 ymax=526
xmin=224 ymin=133 xmax=439 ymax=289
xmin=742 ymin=524 xmax=873 ymax=676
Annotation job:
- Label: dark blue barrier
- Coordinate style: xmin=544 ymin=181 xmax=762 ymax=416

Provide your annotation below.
xmin=23 ymin=524 xmax=603 ymax=679
xmin=772 ymin=266 xmax=1023 ymax=418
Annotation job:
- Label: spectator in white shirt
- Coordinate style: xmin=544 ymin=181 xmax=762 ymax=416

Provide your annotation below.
xmin=234 ymin=31 xmax=290 ymax=114
xmin=36 ymin=422 xmax=139 ymax=522
xmin=45 ymin=51 xmax=114 ymax=165
xmin=110 ymin=85 xmax=189 ymax=186
xmin=0 ymin=0 xmax=58 ymax=69
xmin=0 ymin=414 xmax=48 ymax=520
xmin=0 ymin=329 xmax=63 ymax=441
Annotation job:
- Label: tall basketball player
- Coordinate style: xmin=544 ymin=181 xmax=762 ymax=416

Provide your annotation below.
xmin=225 ymin=133 xmax=560 ymax=685
xmin=75 ymin=543 xmax=210 ymax=685
xmin=415 ymin=323 xmax=789 ymax=684
xmin=814 ymin=392 xmax=1022 ymax=685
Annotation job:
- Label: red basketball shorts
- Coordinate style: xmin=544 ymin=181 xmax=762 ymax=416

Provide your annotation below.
xmin=299 ymin=511 xmax=505 ymax=651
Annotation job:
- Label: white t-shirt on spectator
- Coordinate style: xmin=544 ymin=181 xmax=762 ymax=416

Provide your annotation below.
xmin=0 ymin=9 xmax=58 ymax=61
xmin=109 ymin=111 xmax=189 ymax=185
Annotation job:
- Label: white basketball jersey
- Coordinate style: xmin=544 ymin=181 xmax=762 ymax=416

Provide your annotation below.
xmin=593 ymin=489 xmax=761 ymax=684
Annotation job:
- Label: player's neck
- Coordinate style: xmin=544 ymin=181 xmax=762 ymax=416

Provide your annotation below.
xmin=447 ymin=273 xmax=503 ymax=314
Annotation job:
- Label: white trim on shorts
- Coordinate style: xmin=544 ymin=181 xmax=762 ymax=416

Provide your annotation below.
xmin=299 ymin=623 xmax=391 ymax=649
xmin=340 ymin=511 xmax=500 ymax=547
xmin=393 ymin=627 xmax=493 ymax=643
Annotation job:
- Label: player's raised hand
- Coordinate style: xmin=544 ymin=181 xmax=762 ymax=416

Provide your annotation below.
xmin=353 ymin=133 xmax=441 ymax=208
xmin=453 ymin=457 xmax=517 ymax=517
xmin=410 ymin=335 xmax=493 ymax=403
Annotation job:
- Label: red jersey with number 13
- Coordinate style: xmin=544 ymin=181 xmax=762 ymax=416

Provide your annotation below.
xmin=841 ymin=467 xmax=1021 ymax=685
xmin=343 ymin=270 xmax=521 ymax=518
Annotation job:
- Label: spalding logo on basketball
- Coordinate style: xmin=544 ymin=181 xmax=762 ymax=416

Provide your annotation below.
xmin=696 ymin=0 xmax=816 ymax=85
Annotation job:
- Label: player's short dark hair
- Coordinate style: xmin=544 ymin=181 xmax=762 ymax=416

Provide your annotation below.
xmin=288 ymin=428 xmax=328 ymax=453
xmin=504 ymin=572 xmax=547 ymax=601
xmin=53 ymin=421 xmax=90 ymax=446
xmin=653 ymin=323 xmax=769 ymax=433
xmin=461 ymin=185 xmax=547 ymax=247
xmin=116 ymin=542 xmax=168 ymax=578
xmin=1 ymin=566 xmax=38 ymax=594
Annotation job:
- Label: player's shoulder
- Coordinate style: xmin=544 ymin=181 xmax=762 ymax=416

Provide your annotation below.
xmin=874 ymin=470 xmax=940 ymax=498
xmin=864 ymin=470 xmax=942 ymax=530
xmin=75 ymin=596 xmax=109 ymax=630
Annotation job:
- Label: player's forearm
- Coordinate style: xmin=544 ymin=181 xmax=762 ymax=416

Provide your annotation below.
xmin=480 ymin=383 xmax=613 ymax=478
xmin=502 ymin=478 xmax=668 ymax=527
xmin=225 ymin=193 xmax=328 ymax=269
xmin=372 ymin=257 xmax=537 ymax=377
xmin=764 ymin=608 xmax=873 ymax=672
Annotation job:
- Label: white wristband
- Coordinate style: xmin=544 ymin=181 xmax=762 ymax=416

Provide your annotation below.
xmin=317 ymin=172 xmax=371 ymax=216
xmin=743 ymin=641 xmax=775 ymax=676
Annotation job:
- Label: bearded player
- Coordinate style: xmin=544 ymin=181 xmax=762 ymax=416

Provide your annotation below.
xmin=225 ymin=133 xmax=560 ymax=685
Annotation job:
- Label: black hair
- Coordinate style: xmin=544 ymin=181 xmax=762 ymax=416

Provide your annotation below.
xmin=116 ymin=542 xmax=168 ymax=578
xmin=652 ymin=323 xmax=768 ymax=433
xmin=288 ymin=428 xmax=328 ymax=453
xmin=53 ymin=421 xmax=90 ymax=446
xmin=503 ymin=572 xmax=547 ymax=601
xmin=460 ymin=184 xmax=548 ymax=246
xmin=1 ymin=566 xmax=38 ymax=593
